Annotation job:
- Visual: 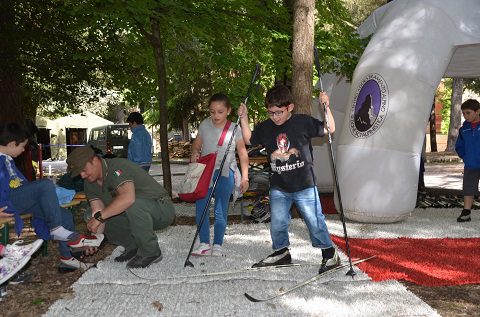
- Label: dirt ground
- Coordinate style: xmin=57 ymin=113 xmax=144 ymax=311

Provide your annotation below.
xmin=1 ymin=194 xmax=480 ymax=316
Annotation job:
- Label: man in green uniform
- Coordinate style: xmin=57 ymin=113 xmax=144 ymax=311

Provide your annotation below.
xmin=66 ymin=146 xmax=175 ymax=269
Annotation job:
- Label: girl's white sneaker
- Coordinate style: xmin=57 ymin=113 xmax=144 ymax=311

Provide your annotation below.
xmin=211 ymin=244 xmax=225 ymax=257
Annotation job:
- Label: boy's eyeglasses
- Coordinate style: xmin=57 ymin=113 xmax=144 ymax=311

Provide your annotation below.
xmin=267 ymin=110 xmax=285 ymax=117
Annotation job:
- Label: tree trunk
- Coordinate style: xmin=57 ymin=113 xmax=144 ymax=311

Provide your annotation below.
xmin=291 ymin=0 xmax=314 ymax=115
xmin=115 ymin=104 xmax=126 ymax=123
xmin=429 ymin=102 xmax=437 ymax=152
xmin=0 ymin=1 xmax=23 ymax=123
xmin=182 ymin=117 xmax=190 ymax=142
xmin=150 ymin=16 xmax=172 ymax=196
xmin=446 ymin=78 xmax=463 ymax=152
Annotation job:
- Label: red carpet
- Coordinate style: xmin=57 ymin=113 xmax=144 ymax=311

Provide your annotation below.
xmin=320 ymin=194 xmax=336 ymax=214
xmin=332 ymin=235 xmax=480 ymax=286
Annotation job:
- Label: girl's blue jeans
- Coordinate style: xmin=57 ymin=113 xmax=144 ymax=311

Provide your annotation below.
xmin=269 ymin=186 xmax=333 ymax=250
xmin=195 ymin=169 xmax=234 ymax=246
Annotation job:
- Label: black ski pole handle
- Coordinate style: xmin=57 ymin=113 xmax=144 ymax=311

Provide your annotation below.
xmin=244 ymin=64 xmax=261 ymax=106
xmin=313 ymin=47 xmax=324 ymax=93
xmin=314 ymin=46 xmax=331 ymax=143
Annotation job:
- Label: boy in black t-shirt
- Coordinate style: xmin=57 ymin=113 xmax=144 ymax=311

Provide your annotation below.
xmin=238 ymin=84 xmax=340 ymax=273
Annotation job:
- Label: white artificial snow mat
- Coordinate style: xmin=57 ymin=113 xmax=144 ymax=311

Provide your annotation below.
xmin=327 ymin=208 xmax=480 ymax=239
xmin=45 ymin=214 xmax=443 ymax=317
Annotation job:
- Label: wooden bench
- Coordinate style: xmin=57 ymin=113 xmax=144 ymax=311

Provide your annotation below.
xmin=0 ymin=193 xmax=86 ymax=254
xmin=0 ymin=214 xmax=49 ymax=256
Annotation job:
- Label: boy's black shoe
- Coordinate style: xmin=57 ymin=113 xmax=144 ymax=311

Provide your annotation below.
xmin=457 ymin=209 xmax=471 ymax=222
xmin=9 ymin=272 xmax=33 ymax=285
xmin=319 ymin=249 xmax=341 ymax=274
xmin=252 ymin=247 xmax=292 ymax=268
xmin=114 ymin=248 xmax=138 ymax=263
xmin=126 ymin=252 xmax=163 ymax=269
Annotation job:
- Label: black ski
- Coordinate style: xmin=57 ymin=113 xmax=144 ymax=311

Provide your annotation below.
xmin=244 ymin=256 xmax=376 ymax=302
xmin=170 ymin=262 xmax=318 ymax=279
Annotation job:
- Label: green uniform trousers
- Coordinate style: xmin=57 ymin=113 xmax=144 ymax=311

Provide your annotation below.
xmin=89 ymin=198 xmax=175 ymax=257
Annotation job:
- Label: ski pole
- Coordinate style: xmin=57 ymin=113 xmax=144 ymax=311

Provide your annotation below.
xmin=313 ymin=46 xmax=355 ymax=277
xmin=184 ymin=64 xmax=261 ymax=268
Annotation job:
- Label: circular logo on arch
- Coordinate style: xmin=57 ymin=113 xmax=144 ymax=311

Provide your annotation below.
xmin=349 ymin=73 xmax=389 ymax=138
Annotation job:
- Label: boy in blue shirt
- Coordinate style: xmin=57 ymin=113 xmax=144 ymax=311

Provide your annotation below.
xmin=455 ymin=99 xmax=480 ymax=222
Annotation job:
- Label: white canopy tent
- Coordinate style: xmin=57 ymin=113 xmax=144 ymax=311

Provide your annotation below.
xmin=35 ymin=115 xmax=55 ymax=130
xmin=45 ymin=111 xmax=113 ymax=160
xmin=50 ymin=111 xmax=113 ymax=135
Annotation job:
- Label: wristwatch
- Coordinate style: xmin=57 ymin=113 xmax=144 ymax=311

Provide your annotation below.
xmin=94 ymin=211 xmax=105 ymax=223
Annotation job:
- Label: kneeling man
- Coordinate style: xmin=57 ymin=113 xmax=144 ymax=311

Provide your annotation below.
xmin=67 ymin=146 xmax=175 ymax=269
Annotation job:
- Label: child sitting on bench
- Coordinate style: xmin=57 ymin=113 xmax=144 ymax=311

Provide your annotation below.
xmin=0 ymin=122 xmax=103 ymax=272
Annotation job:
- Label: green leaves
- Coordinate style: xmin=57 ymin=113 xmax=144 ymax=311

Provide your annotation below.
xmin=11 ymin=0 xmax=374 ymax=125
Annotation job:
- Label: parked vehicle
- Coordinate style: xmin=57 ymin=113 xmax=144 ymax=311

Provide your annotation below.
xmin=87 ymin=124 xmax=130 ymax=158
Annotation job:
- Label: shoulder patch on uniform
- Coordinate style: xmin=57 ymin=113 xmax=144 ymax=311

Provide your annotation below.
xmin=114 ymin=169 xmax=123 ymax=176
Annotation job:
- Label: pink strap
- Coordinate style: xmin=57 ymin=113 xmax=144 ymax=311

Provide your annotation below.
xmin=217 ymin=121 xmax=231 ymax=147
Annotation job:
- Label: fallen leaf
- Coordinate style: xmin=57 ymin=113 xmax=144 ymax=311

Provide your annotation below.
xmin=152 ymin=300 xmax=164 ymax=311
xmin=60 ymin=292 xmax=75 ymax=300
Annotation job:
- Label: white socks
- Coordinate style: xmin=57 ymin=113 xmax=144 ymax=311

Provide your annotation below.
xmin=50 ymin=226 xmax=75 ymax=241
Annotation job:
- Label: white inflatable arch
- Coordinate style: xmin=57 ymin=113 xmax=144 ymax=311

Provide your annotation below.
xmin=314 ymin=0 xmax=480 ymax=223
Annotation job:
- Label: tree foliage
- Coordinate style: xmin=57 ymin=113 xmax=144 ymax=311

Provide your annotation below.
xmin=315 ymin=0 xmax=365 ymax=80
xmin=341 ymin=0 xmax=387 ymax=26
xmin=2 ymin=0 xmax=367 ymax=124
xmin=464 ymin=79 xmax=480 ymax=95
xmin=61 ymin=0 xmax=363 ymax=124
xmin=17 ymin=1 xmax=116 ymax=118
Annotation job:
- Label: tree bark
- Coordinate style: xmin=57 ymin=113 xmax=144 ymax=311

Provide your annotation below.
xmin=0 ymin=1 xmax=23 ymax=123
xmin=182 ymin=117 xmax=190 ymax=142
xmin=291 ymin=0 xmax=314 ymax=115
xmin=446 ymin=78 xmax=463 ymax=152
xmin=150 ymin=16 xmax=172 ymax=196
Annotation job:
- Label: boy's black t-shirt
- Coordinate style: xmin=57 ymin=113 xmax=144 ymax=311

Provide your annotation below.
xmin=250 ymin=114 xmax=325 ymax=193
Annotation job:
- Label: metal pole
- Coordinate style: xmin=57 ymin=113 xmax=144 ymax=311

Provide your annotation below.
xmin=314 ymin=46 xmax=355 ymax=277
xmin=150 ymin=96 xmax=156 ymax=155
